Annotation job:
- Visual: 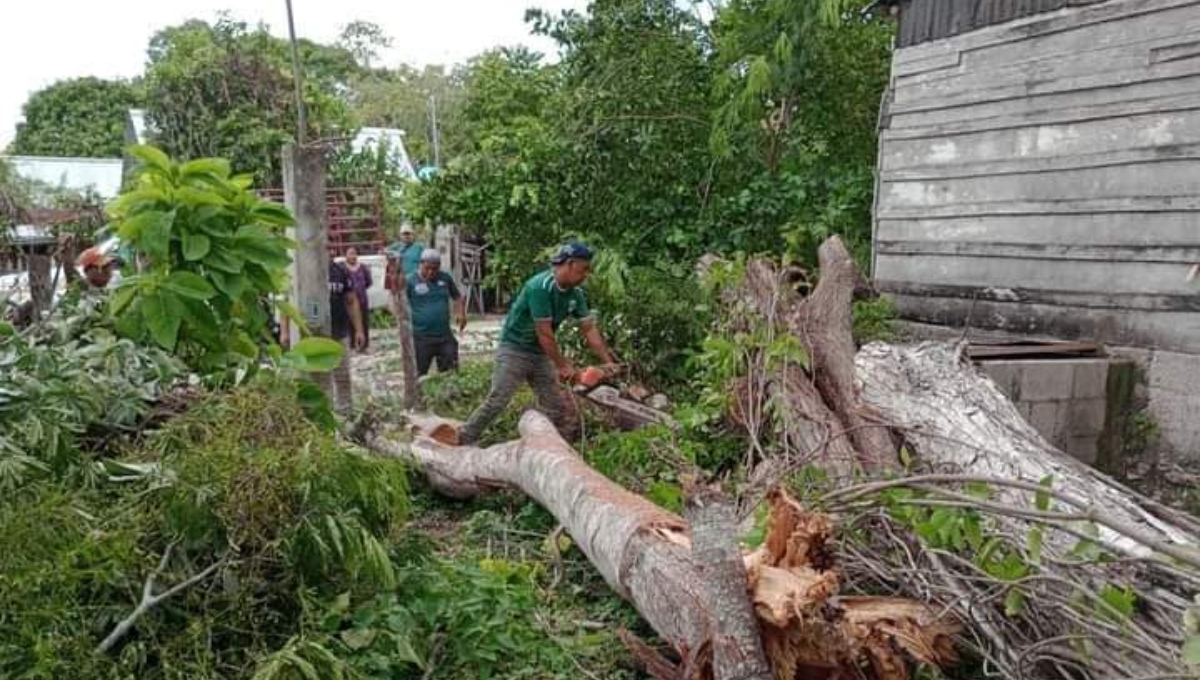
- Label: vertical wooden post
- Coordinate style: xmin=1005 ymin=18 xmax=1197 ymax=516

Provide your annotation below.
xmin=390 ymin=255 xmax=423 ymax=411
xmin=27 ymin=247 xmax=52 ymax=318
xmin=283 ymin=143 xmax=346 ymax=408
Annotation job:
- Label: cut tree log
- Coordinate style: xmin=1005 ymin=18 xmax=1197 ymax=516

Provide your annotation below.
xmin=359 ymin=412 xmax=959 ymax=680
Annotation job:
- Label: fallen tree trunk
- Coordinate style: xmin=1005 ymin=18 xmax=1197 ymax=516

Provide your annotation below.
xmin=360 ymin=412 xmax=958 ymax=680
xmin=855 ymin=341 xmax=1200 ymax=564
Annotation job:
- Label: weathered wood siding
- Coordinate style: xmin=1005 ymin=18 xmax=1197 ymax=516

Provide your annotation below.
xmin=897 ymin=0 xmax=1109 ymax=48
xmin=874 ymin=0 xmax=1200 ymax=353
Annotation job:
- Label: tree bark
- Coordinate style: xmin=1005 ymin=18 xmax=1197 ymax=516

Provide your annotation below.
xmin=684 ymin=482 xmax=774 ymax=680
xmin=745 ymin=239 xmax=896 ymax=470
xmin=389 ymin=258 xmax=423 ymax=411
xmin=854 ymin=341 xmax=1200 ymax=564
xmin=361 ymin=412 xmax=958 ymax=680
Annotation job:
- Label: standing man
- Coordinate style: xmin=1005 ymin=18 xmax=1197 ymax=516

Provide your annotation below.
xmin=407 ymin=248 xmax=467 ymax=376
xmin=329 ymin=259 xmax=367 ymax=414
xmin=385 ymin=225 xmax=424 ymax=288
xmin=457 ymin=242 xmax=616 ymax=445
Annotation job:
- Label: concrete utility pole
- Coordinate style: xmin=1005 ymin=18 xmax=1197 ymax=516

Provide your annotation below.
xmin=284 ymin=0 xmax=308 ymax=143
xmin=428 ymin=94 xmax=441 ymax=168
xmin=283 ymin=143 xmax=347 ymax=408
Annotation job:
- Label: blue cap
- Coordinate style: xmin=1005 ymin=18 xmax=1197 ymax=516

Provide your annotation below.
xmin=550 ymin=241 xmax=594 ymax=265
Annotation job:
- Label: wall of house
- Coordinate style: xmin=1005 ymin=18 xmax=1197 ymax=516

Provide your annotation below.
xmin=874 ymin=0 xmax=1200 ymax=462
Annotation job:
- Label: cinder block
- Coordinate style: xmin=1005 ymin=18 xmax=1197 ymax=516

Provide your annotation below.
xmin=1066 ymin=436 xmax=1099 ymax=466
xmin=1017 ymin=362 xmax=1076 ymax=402
xmin=980 ymin=362 xmax=1019 ymax=398
xmin=1149 ymin=350 xmax=1200 ymax=397
xmin=1065 ymin=398 xmax=1107 ymax=437
xmin=1017 ymin=401 xmax=1034 ymax=422
xmin=1071 ymin=360 xmax=1109 ymax=399
xmin=1029 ymin=401 xmax=1063 ymax=443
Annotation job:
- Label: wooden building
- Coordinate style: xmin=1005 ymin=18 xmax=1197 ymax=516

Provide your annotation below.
xmin=872 ymin=0 xmax=1200 ymax=460
xmin=874 ymin=0 xmax=1200 ymax=352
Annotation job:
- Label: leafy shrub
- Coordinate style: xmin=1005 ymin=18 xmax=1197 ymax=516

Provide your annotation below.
xmin=107 ymin=146 xmax=306 ymax=376
xmin=0 ymin=302 xmax=184 ymax=485
xmin=0 ymin=381 xmax=409 ymax=679
xmin=852 ymin=296 xmax=897 ymax=344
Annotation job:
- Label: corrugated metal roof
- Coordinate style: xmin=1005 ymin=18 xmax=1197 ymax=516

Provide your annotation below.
xmin=2 ymin=155 xmax=124 ymax=199
xmin=897 ymin=0 xmax=1111 ymax=47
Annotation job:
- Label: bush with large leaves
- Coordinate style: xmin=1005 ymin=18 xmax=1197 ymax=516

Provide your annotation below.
xmin=108 ymin=145 xmax=312 ymax=376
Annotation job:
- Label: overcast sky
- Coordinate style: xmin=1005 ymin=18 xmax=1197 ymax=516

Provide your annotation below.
xmin=0 ymin=0 xmax=590 ymax=149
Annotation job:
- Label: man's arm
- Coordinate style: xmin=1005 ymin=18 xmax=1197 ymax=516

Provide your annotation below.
xmin=580 ymin=317 xmax=616 ymax=365
xmin=448 ymin=276 xmax=467 ymax=331
xmin=535 ymin=320 xmax=575 ymax=381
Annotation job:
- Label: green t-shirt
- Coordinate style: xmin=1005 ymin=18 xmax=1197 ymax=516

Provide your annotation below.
xmin=500 ymin=270 xmax=591 ymax=353
xmin=406 ymin=271 xmax=460 ymax=337
xmin=387 ymin=241 xmax=425 ymax=276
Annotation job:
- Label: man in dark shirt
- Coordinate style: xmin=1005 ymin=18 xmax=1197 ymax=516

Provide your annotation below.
xmin=406 ymin=248 xmax=467 ymax=375
xmin=328 ymin=260 xmax=366 ymax=413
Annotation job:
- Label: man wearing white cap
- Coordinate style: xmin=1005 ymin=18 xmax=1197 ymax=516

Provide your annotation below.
xmin=385 ymin=225 xmax=425 ymax=282
xmin=406 ymin=248 xmax=467 ymax=375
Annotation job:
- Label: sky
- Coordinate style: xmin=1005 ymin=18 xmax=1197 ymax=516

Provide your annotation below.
xmin=0 ymin=0 xmax=590 ymax=149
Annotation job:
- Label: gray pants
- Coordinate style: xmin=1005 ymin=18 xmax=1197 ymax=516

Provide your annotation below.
xmin=460 ymin=345 xmax=577 ymax=444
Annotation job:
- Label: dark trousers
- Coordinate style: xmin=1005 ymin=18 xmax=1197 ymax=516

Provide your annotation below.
xmin=414 ymin=334 xmax=459 ymax=376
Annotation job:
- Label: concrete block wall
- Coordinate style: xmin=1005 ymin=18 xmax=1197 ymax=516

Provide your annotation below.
xmin=1110 ymin=346 xmax=1200 ymax=465
xmin=980 ymin=359 xmax=1110 ymax=464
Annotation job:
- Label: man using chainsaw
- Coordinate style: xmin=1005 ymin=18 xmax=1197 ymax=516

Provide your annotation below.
xmin=457 ymin=241 xmax=617 ymax=445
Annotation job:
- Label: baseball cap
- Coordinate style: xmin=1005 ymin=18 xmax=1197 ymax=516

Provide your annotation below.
xmin=78 ymin=246 xmax=115 ymax=270
xmin=550 ymin=241 xmax=594 ymax=265
xmin=419 ymin=248 xmax=442 ymax=264
xmin=399 ymin=225 xmax=414 ymax=235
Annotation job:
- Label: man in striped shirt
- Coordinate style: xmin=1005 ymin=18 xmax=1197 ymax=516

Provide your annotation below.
xmin=457 ymin=242 xmax=616 ymax=445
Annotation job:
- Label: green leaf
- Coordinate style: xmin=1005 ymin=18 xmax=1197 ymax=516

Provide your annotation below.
xmin=1026 ymin=526 xmax=1044 ymax=565
xmin=127 ymin=145 xmax=173 ymax=174
xmin=176 ymin=186 xmax=228 ymax=208
xmin=229 ymin=331 xmax=259 ymax=359
xmin=1035 ymin=475 xmax=1053 ymax=511
xmin=143 ymin=290 xmax=184 ymax=350
xmin=1004 ymin=589 xmax=1026 ymax=617
xmin=288 ymin=337 xmax=345 ymax=372
xmin=251 ymin=202 xmax=295 ymax=227
xmin=109 ymin=281 xmax=140 ymax=316
xmin=209 ymin=269 xmax=247 ymax=299
xmin=1096 ymin=584 xmax=1135 ymax=622
xmin=163 ymin=271 xmax=217 ymax=300
xmin=204 ymin=247 xmax=245 ymax=273
xmin=141 ymin=211 xmax=175 ymax=259
xmin=117 ymin=210 xmax=172 ymax=249
xmin=340 ymin=628 xmax=377 ymax=651
xmin=179 ymin=157 xmax=231 ymax=180
xmin=1182 ymin=635 xmax=1200 ymax=665
xmin=181 ymin=231 xmax=212 ymax=261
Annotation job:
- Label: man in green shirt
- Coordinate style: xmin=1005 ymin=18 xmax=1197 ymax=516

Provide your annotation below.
xmin=458 ymin=242 xmax=616 ymax=445
xmin=407 ymin=248 xmax=467 ymax=375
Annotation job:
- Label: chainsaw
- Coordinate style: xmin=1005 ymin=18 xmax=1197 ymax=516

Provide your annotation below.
xmin=570 ymin=364 xmax=676 ymax=430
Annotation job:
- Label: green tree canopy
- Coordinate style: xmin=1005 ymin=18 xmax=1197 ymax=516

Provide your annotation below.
xmin=143 ymin=17 xmax=359 ymax=184
xmin=10 ymin=77 xmax=142 ymax=158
